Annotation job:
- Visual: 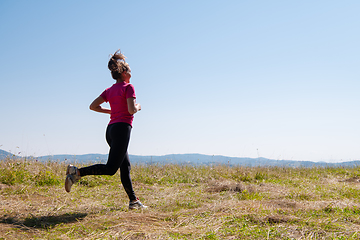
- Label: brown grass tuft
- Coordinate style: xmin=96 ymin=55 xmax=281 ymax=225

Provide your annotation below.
xmin=206 ymin=179 xmax=245 ymax=193
xmin=265 ymin=215 xmax=299 ymax=224
xmin=340 ymin=176 xmax=360 ymax=183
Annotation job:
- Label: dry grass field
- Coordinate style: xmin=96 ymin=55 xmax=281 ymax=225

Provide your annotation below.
xmin=1 ymin=158 xmax=360 ymax=239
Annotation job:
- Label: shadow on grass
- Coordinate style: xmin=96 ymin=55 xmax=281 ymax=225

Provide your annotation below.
xmin=0 ymin=212 xmax=87 ymax=230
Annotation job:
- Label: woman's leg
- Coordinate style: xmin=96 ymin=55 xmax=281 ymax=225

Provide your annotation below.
xmin=120 ymin=152 xmax=136 ymax=201
xmin=78 ymin=122 xmax=137 ymax=201
xmin=79 ymin=123 xmax=131 ymax=176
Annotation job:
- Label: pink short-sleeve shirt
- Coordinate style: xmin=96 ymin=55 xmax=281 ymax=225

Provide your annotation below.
xmin=100 ymin=82 xmax=136 ymax=126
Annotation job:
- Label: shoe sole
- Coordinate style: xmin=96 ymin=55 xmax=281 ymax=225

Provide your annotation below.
xmin=65 ymin=174 xmax=73 ymax=193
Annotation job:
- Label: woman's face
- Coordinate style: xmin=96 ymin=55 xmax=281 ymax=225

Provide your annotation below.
xmin=122 ymin=70 xmax=132 ymax=83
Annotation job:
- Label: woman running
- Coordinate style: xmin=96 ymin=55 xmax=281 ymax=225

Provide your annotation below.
xmin=65 ymin=50 xmax=147 ymax=210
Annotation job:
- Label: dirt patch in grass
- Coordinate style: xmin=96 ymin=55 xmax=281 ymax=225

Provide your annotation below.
xmin=256 ymin=182 xmax=290 ymax=198
xmin=0 ymin=184 xmax=11 ymax=190
xmin=265 ymin=214 xmax=299 ymax=224
xmin=206 ymin=180 xmax=245 ymax=193
xmin=340 ymin=176 xmax=360 ymax=183
xmin=264 ymin=200 xmax=298 ymax=209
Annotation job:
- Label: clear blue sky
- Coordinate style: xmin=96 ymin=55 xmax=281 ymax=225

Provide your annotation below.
xmin=1 ymin=0 xmax=359 ymax=162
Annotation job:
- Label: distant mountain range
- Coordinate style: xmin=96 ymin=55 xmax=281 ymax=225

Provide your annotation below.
xmin=0 ymin=149 xmax=13 ymax=159
xmin=1 ymin=149 xmax=360 ymax=168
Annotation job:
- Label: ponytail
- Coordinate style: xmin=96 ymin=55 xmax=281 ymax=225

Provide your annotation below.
xmin=108 ymin=49 xmax=130 ymax=80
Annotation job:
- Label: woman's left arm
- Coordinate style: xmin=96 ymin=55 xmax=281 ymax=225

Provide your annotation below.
xmin=127 ymin=97 xmax=141 ymax=115
xmin=89 ymin=96 xmax=111 ymax=114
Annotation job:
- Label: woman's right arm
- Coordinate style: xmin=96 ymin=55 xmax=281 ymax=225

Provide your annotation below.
xmin=89 ymin=96 xmax=111 ymax=114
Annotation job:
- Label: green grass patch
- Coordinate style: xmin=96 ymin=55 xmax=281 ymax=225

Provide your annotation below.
xmin=2 ymin=158 xmax=360 ymax=239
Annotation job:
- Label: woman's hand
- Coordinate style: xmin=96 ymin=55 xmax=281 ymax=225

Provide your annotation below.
xmin=89 ymin=96 xmax=111 ymax=114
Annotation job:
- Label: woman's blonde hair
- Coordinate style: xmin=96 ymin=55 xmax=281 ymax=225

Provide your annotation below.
xmin=108 ymin=49 xmax=130 ymax=80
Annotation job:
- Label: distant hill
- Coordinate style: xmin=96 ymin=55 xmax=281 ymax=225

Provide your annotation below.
xmin=0 ymin=149 xmax=359 ymax=168
xmin=127 ymin=154 xmax=360 ymax=168
xmin=0 ymin=149 xmax=13 ymax=159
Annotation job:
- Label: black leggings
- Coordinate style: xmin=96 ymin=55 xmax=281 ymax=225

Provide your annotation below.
xmin=78 ymin=122 xmax=136 ymax=201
